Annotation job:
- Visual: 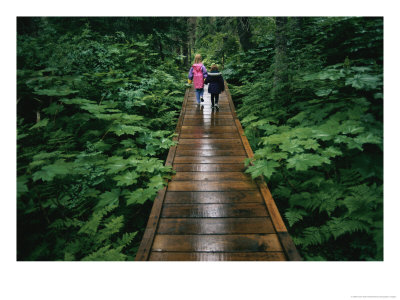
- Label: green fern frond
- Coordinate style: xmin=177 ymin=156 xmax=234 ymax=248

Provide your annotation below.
xmin=342 ymin=183 xmax=381 ymax=214
xmin=95 ymin=216 xmax=124 ymax=244
xmin=116 ymin=232 xmax=138 ymax=249
xmin=49 ymin=218 xmax=84 ymax=230
xmin=285 ymin=208 xmax=307 ymax=227
xmin=325 ymin=217 xmax=370 ymax=239
xmin=296 ymin=226 xmax=328 ymax=247
xmin=78 ymin=205 xmax=117 ymax=236
xmin=339 ymin=169 xmax=364 ymax=186
xmin=82 ymin=245 xmax=127 ymax=261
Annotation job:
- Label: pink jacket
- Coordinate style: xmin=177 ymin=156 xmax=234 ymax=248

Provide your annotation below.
xmin=188 ymin=63 xmax=208 ymax=89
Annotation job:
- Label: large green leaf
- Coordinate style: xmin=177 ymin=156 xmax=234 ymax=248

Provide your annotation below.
xmin=345 ymin=74 xmax=381 ymax=90
xmin=286 ymin=153 xmax=330 ymax=171
xmin=34 ymin=87 xmax=79 ymax=97
xmin=32 ymin=159 xmax=72 ymax=182
xmin=95 ymin=189 xmax=120 ymax=211
xmin=279 ymin=139 xmax=304 ymax=154
xmin=29 ymin=118 xmax=49 ymax=130
xmin=109 ymin=124 xmax=144 ymax=136
xmin=17 ymin=176 xmax=29 ymax=197
xmin=104 ymin=156 xmax=128 ymax=174
xmin=245 ymin=159 xmax=279 ymax=179
xmin=125 ymin=187 xmax=156 ymax=205
xmin=113 ymin=171 xmax=139 ymax=186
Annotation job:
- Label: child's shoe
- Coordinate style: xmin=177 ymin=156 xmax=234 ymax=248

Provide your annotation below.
xmin=200 ymin=97 xmax=204 ymax=102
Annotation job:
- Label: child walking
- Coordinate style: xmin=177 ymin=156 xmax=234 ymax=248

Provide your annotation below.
xmin=204 ymin=64 xmax=225 ymax=110
xmin=188 ymin=54 xmax=208 ymax=105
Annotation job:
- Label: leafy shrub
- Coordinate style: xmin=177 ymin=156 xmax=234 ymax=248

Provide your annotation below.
xmin=229 ymin=17 xmax=383 ymax=260
xmin=17 ymin=20 xmax=186 ymax=260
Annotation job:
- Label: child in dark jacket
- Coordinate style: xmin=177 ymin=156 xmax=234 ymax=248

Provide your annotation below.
xmin=204 ymin=64 xmax=224 ymax=109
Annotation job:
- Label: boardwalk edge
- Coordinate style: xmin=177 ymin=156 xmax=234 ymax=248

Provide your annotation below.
xmin=135 ymin=88 xmax=190 ymax=261
xmin=224 ymin=81 xmax=302 ymax=261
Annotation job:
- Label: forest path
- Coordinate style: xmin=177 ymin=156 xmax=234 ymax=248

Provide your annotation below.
xmin=135 ymin=84 xmax=301 ymax=261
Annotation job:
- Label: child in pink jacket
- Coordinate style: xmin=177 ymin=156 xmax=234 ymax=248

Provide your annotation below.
xmin=188 ymin=54 xmax=208 ymax=104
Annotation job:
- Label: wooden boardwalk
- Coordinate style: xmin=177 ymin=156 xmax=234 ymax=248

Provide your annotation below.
xmin=135 ymin=84 xmax=301 ymax=261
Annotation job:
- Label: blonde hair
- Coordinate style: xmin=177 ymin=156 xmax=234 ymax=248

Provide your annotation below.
xmin=210 ymin=64 xmax=218 ymax=71
xmin=194 ymin=54 xmax=202 ymax=64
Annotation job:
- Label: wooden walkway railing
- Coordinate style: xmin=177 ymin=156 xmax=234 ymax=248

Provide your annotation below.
xmin=135 ymin=84 xmax=301 ymax=261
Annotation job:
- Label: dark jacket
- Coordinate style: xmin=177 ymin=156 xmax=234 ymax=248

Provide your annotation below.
xmin=204 ymin=70 xmax=225 ymax=94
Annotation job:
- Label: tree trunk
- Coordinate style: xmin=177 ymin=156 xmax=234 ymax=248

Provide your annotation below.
xmin=236 ymin=17 xmax=254 ymax=52
xmin=187 ymin=17 xmax=197 ymax=64
xmin=158 ymin=37 xmax=164 ymax=61
xmin=273 ymin=17 xmax=288 ymax=103
xmin=182 ymin=41 xmax=188 ymax=67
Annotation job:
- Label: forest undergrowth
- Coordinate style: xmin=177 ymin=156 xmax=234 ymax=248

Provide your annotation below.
xmin=17 ymin=19 xmax=187 ymax=260
xmin=223 ymin=17 xmax=383 ymax=260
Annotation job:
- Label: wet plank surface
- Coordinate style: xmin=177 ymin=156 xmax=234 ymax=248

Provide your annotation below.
xmin=173 ymin=163 xmax=246 ymax=172
xmin=152 ymin=234 xmax=283 ymax=252
xmin=181 ymin=125 xmax=238 ymax=132
xmin=157 ymin=217 xmax=275 ymax=234
xmin=167 ymin=181 xmax=257 ymax=191
xmin=161 ymin=203 xmax=269 ymax=218
xmin=171 ymin=172 xmax=251 ymax=181
xmin=149 ymin=252 xmax=286 ymax=261
xmin=175 ymin=149 xmax=246 ymax=156
xmin=173 ymin=156 xmax=247 ymax=164
xmin=179 ymin=132 xmax=240 ymax=139
xmin=136 ymin=86 xmax=300 ymax=261
xmin=164 ymin=191 xmax=264 ymax=204
xmin=176 ymin=143 xmax=243 ymax=150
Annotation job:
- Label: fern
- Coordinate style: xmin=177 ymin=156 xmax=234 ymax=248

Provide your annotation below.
xmin=285 ymin=208 xmax=307 ymax=227
xmin=78 ymin=205 xmax=117 ymax=236
xmin=295 ymin=226 xmax=328 ymax=247
xmin=325 ymin=218 xmax=370 ymax=239
xmin=228 ymin=17 xmax=382 ymax=260
xmin=82 ymin=245 xmax=127 ymax=261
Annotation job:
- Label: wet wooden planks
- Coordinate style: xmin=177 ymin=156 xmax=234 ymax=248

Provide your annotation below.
xmin=149 ymin=252 xmax=286 ymax=261
xmin=135 ymin=85 xmax=301 ymax=261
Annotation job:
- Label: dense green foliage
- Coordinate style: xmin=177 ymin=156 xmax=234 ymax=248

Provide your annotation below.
xmin=17 ymin=17 xmax=383 ymax=261
xmin=220 ymin=17 xmax=383 ymax=260
xmin=17 ymin=18 xmax=187 ymax=260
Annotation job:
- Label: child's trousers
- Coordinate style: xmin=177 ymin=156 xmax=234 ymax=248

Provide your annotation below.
xmin=211 ymin=93 xmax=219 ymax=106
xmin=195 ymin=88 xmax=204 ymax=104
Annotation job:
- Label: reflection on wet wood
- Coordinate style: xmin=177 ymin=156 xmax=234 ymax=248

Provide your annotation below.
xmin=179 ymin=132 xmax=239 ymax=139
xmin=175 ymin=149 xmax=246 ymax=157
xmin=181 ymin=125 xmax=238 ymax=132
xmin=183 ymin=115 xmax=233 ymax=119
xmin=157 ymin=217 xmax=275 ymax=234
xmin=177 ymin=143 xmax=244 ymax=150
xmin=172 ymin=172 xmax=251 ymax=181
xmin=173 ymin=156 xmax=247 ymax=164
xmin=167 ymin=180 xmax=257 ymax=191
xmin=149 ymin=251 xmax=286 ymax=261
xmin=164 ymin=191 xmax=263 ymax=204
xmin=161 ymin=203 xmax=268 ymax=218
xmin=152 ymin=234 xmax=283 ymax=252
xmin=178 ymin=139 xmax=242 ymax=144
xmin=173 ymin=163 xmax=246 ymax=172
xmin=183 ymin=119 xmax=235 ymax=126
